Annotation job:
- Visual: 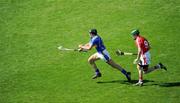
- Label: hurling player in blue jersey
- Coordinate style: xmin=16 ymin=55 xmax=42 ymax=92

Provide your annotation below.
xmin=79 ymin=29 xmax=131 ymax=81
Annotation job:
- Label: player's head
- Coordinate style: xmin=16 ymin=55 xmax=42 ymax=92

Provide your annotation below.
xmin=131 ymin=29 xmax=140 ymax=40
xmin=89 ymin=29 xmax=97 ymax=37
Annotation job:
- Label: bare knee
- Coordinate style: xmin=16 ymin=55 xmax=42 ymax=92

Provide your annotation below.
xmin=107 ymin=60 xmax=117 ymax=68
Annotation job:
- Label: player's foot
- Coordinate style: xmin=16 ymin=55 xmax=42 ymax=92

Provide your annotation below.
xmin=133 ymin=81 xmax=143 ymax=86
xmin=126 ymin=72 xmax=131 ymax=82
xmin=159 ymin=63 xmax=167 ymax=71
xmin=92 ymin=73 xmax=102 ymax=79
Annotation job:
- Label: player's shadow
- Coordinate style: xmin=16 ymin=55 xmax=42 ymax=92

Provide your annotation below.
xmin=96 ymin=79 xmax=154 ymax=85
xmin=151 ymin=82 xmax=180 ymax=87
xmin=97 ymin=80 xmax=180 ymax=87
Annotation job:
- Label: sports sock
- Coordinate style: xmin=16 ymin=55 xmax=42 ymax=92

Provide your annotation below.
xmin=95 ymin=69 xmax=100 ymax=74
xmin=154 ymin=64 xmax=161 ymax=69
xmin=121 ymin=69 xmax=127 ymax=76
xmin=139 ymin=78 xmax=143 ymax=82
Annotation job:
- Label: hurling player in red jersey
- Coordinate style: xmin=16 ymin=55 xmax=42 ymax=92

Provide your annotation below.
xmin=131 ymin=29 xmax=167 ymax=86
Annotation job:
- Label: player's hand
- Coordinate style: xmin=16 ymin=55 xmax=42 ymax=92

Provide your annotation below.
xmin=78 ymin=44 xmax=83 ymax=48
xmin=78 ymin=48 xmax=83 ymax=52
xmin=133 ymin=58 xmax=140 ymax=64
xmin=78 ymin=48 xmax=88 ymax=52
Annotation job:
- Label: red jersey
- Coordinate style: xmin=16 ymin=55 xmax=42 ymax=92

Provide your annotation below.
xmin=135 ymin=35 xmax=150 ymax=54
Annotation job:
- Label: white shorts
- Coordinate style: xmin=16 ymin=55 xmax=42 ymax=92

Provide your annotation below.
xmin=97 ymin=50 xmax=111 ymax=62
xmin=138 ymin=51 xmax=151 ymax=66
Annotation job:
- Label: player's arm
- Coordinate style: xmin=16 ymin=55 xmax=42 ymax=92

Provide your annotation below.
xmin=137 ymin=46 xmax=141 ymax=60
xmin=79 ymin=38 xmax=97 ymax=51
xmin=134 ymin=43 xmax=142 ymax=64
xmin=84 ymin=43 xmax=90 ymax=46
xmin=78 ymin=43 xmax=93 ymax=51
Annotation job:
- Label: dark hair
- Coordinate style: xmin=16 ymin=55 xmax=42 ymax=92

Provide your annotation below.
xmin=89 ymin=29 xmax=97 ymax=35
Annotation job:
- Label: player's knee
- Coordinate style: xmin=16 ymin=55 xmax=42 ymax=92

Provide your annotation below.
xmin=108 ymin=62 xmax=117 ymax=68
xmin=107 ymin=60 xmax=115 ymax=68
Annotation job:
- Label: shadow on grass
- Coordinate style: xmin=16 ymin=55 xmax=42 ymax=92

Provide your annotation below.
xmin=96 ymin=80 xmax=154 ymax=85
xmin=97 ymin=80 xmax=180 ymax=87
xmin=151 ymin=82 xmax=180 ymax=87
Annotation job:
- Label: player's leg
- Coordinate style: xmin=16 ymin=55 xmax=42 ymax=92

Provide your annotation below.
xmin=141 ymin=52 xmax=167 ymax=74
xmin=98 ymin=50 xmax=131 ymax=81
xmin=139 ymin=51 xmax=152 ymax=74
xmin=107 ymin=59 xmax=131 ymax=81
xmin=134 ymin=65 xmax=145 ymax=86
xmin=134 ymin=52 xmax=148 ymax=86
xmin=88 ymin=53 xmax=101 ymax=79
xmin=144 ymin=63 xmax=167 ymax=74
xmin=138 ymin=65 xmax=143 ymax=83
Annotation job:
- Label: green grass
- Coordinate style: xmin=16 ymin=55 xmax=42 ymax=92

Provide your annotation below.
xmin=0 ymin=0 xmax=180 ymax=103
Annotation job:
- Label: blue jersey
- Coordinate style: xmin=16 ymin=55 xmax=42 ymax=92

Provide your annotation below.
xmin=89 ymin=35 xmax=106 ymax=53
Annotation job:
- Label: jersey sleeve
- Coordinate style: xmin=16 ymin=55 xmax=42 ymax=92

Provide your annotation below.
xmin=89 ymin=39 xmax=96 ymax=47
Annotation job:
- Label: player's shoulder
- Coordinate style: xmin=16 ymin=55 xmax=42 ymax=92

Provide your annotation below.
xmin=91 ymin=36 xmax=99 ymax=42
xmin=94 ymin=35 xmax=100 ymax=40
xmin=136 ymin=36 xmax=144 ymax=43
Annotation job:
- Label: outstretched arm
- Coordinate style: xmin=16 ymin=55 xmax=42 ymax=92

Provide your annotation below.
xmin=79 ymin=43 xmax=93 ymax=51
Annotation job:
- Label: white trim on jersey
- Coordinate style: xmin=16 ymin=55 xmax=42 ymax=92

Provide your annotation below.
xmin=89 ymin=36 xmax=98 ymax=47
xmin=96 ymin=49 xmax=111 ymax=62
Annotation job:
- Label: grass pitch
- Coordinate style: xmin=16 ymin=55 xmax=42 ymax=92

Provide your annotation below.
xmin=0 ymin=0 xmax=180 ymax=103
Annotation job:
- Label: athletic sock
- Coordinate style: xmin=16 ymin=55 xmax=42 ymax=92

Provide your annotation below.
xmin=154 ymin=64 xmax=161 ymax=69
xmin=95 ymin=69 xmax=100 ymax=74
xmin=157 ymin=64 xmax=161 ymax=68
xmin=121 ymin=69 xmax=127 ymax=76
xmin=139 ymin=79 xmax=143 ymax=83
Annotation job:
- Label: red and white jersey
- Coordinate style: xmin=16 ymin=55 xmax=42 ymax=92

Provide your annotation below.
xmin=135 ymin=35 xmax=150 ymax=54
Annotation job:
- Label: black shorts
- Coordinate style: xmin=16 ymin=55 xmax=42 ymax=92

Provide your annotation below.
xmin=138 ymin=64 xmax=149 ymax=71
